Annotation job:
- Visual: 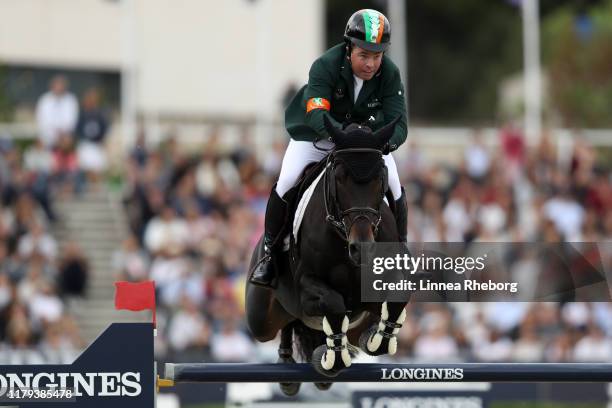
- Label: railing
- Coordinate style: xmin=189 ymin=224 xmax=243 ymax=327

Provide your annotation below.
xmin=164 ymin=362 xmax=612 ymax=383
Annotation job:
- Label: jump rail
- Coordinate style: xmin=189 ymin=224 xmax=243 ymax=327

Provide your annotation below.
xmin=164 ymin=363 xmax=612 ymax=383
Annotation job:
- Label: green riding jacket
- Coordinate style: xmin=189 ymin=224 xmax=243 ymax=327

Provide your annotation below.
xmin=285 ymin=43 xmax=408 ymax=152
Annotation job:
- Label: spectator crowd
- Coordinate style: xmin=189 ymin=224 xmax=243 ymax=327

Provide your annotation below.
xmin=0 ymin=137 xmax=87 ymax=364
xmin=0 ymin=74 xmax=110 ymax=363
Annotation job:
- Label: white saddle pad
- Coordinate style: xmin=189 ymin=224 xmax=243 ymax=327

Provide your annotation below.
xmin=292 ymin=166 xmax=328 ymax=243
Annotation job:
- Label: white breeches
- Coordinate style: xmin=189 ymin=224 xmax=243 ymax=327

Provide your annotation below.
xmin=276 ymin=139 xmax=402 ymax=200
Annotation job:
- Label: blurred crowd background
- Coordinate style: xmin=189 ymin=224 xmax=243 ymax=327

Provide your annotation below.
xmin=1 ymin=93 xmax=611 ymax=364
xmin=0 ymin=0 xmax=611 ymax=370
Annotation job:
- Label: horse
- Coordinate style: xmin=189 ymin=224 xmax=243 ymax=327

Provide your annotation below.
xmin=245 ymin=117 xmax=410 ymax=395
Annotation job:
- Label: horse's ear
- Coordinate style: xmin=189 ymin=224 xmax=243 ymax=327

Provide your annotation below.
xmin=323 ymin=114 xmax=347 ymax=146
xmin=373 ymin=116 xmax=401 ymax=146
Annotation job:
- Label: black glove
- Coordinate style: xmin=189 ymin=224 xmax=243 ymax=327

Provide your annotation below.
xmin=382 ymin=142 xmax=398 ymax=155
xmin=382 ymin=143 xmax=391 ymax=155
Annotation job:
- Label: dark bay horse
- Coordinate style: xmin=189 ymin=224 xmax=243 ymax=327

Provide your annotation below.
xmin=246 ymin=117 xmax=409 ymax=395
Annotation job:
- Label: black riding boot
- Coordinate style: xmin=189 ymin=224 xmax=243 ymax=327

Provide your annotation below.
xmin=394 ymin=187 xmax=408 ymax=244
xmin=249 ymin=188 xmax=288 ymax=289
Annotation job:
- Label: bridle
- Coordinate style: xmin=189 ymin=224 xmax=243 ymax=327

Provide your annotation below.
xmin=323 ymin=147 xmax=387 ymax=242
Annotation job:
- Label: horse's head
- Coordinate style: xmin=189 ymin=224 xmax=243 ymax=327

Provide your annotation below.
xmin=323 ymin=115 xmax=399 ymax=265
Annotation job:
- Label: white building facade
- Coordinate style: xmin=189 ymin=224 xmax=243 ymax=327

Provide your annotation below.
xmin=0 ymin=0 xmax=324 ymax=131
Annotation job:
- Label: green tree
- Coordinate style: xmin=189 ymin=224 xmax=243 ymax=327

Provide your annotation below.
xmin=0 ymin=63 xmax=13 ymax=121
xmin=405 ymin=0 xmax=524 ymax=124
xmin=325 ymin=0 xmax=582 ymax=125
xmin=543 ymin=0 xmax=612 ymax=128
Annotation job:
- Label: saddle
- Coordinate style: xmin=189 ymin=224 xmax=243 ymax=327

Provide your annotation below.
xmin=280 ymin=155 xmax=330 ymax=247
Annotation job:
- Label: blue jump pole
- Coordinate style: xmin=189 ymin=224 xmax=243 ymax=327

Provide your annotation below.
xmin=164 ymin=363 xmax=612 ymax=383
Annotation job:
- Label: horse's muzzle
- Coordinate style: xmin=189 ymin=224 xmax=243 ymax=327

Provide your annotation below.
xmin=347 ymin=216 xmax=377 ymax=265
xmin=348 ymin=242 xmax=361 ymax=265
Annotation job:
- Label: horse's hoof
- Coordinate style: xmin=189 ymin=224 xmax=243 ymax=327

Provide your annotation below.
xmin=277 ymin=355 xmax=301 ymax=395
xmin=277 ymin=355 xmax=296 ymax=364
xmin=279 ymin=382 xmax=301 ymax=396
xmin=314 ymin=382 xmax=333 ymax=391
xmin=359 ymin=326 xmax=389 ymax=356
xmin=359 ymin=326 xmax=376 ymax=354
xmin=312 ymin=345 xmax=341 ymax=378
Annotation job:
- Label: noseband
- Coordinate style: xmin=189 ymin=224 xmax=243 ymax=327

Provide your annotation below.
xmin=323 ymin=148 xmax=386 ymax=242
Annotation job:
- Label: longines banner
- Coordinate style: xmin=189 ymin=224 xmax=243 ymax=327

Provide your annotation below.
xmin=353 ymin=390 xmax=490 ymax=408
xmin=361 ymin=242 xmax=612 ymax=302
xmin=352 ymin=383 xmax=610 ymax=408
xmin=0 ymin=323 xmax=154 ymax=407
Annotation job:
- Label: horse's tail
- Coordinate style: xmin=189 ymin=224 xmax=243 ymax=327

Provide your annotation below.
xmin=292 ymin=321 xmax=325 ymax=362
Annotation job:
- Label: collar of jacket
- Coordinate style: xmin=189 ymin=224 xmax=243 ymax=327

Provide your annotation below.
xmin=340 ymin=50 xmax=383 ymax=107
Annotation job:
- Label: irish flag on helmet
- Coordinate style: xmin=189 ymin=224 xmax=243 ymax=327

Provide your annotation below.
xmin=362 ymin=9 xmax=385 ymax=44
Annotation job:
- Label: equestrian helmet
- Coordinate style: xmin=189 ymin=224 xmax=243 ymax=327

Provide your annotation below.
xmin=344 ymin=9 xmax=391 ymax=52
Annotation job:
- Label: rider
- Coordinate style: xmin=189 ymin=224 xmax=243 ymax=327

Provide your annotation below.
xmin=250 ymin=9 xmax=408 ymax=288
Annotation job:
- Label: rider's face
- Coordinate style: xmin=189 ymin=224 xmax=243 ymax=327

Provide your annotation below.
xmin=350 ymin=46 xmax=383 ymax=81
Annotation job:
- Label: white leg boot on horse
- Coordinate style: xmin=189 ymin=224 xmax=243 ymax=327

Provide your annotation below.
xmin=312 ymin=316 xmax=352 ymax=377
xmin=360 ymin=302 xmax=407 ymax=356
xmin=249 ymin=187 xmax=288 ymax=289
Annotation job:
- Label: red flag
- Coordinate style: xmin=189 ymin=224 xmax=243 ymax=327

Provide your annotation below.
xmin=114 ymin=281 xmax=156 ymax=326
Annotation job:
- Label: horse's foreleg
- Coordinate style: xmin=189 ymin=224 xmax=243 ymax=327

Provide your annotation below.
xmin=300 ymin=274 xmax=352 ymax=377
xmin=319 ymin=314 xmax=351 ymax=370
xmin=360 ymin=301 xmax=407 ymax=356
